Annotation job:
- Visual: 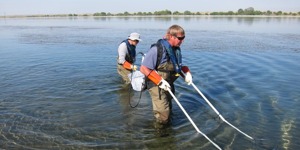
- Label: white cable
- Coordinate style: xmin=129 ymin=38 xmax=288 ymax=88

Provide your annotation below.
xmin=167 ymin=88 xmax=222 ymax=150
xmin=190 ymin=82 xmax=254 ymax=140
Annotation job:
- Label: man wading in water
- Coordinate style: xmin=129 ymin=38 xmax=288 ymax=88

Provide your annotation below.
xmin=117 ymin=32 xmax=142 ymax=84
xmin=140 ymin=25 xmax=193 ymax=133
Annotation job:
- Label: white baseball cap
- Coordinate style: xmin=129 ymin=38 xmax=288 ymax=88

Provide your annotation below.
xmin=128 ymin=32 xmax=142 ymax=41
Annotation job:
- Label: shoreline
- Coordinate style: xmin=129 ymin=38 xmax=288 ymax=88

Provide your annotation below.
xmin=1 ymin=14 xmax=299 ymax=19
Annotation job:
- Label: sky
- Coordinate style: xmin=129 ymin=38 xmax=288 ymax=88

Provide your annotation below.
xmin=0 ymin=0 xmax=299 ymax=16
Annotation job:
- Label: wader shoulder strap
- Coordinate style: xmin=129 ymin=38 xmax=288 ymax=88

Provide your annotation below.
xmin=150 ymin=40 xmax=164 ymax=70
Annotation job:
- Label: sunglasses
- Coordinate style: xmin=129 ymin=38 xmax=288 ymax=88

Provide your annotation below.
xmin=174 ymin=35 xmax=185 ymax=40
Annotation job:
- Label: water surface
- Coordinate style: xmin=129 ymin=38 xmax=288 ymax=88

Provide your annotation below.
xmin=0 ymin=16 xmax=300 ymax=149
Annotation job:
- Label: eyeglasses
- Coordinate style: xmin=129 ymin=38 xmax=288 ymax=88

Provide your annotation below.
xmin=173 ymin=35 xmax=185 ymax=40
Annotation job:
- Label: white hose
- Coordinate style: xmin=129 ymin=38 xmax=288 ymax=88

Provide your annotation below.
xmin=190 ymin=82 xmax=254 ymax=140
xmin=167 ymin=88 xmax=222 ymax=150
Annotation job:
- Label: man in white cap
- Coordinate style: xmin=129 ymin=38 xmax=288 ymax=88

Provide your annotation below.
xmin=117 ymin=32 xmax=142 ymax=84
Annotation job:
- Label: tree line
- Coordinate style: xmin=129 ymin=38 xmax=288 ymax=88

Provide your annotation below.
xmin=2 ymin=7 xmax=298 ymax=18
xmin=89 ymin=7 xmax=299 ymax=17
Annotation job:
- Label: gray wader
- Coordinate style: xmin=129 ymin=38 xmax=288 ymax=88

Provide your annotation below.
xmin=117 ymin=64 xmax=131 ymax=84
xmin=148 ymin=61 xmax=179 ymax=124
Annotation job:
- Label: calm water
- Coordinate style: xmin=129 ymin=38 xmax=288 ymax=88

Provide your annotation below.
xmin=0 ymin=16 xmax=300 ymax=149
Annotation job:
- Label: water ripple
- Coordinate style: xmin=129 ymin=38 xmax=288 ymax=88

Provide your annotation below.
xmin=1 ymin=17 xmax=300 ymax=149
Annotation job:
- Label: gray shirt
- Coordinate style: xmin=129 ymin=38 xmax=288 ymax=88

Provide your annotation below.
xmin=142 ymin=45 xmax=167 ymax=70
xmin=117 ymin=42 xmax=127 ymax=64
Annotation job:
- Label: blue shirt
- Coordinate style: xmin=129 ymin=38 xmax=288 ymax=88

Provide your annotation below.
xmin=142 ymin=45 xmax=168 ymax=70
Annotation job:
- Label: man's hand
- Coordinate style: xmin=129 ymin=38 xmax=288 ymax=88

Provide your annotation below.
xmin=159 ymin=79 xmax=170 ymax=90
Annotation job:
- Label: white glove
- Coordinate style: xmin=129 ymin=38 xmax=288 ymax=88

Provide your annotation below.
xmin=131 ymin=65 xmax=138 ymax=71
xmin=158 ymin=79 xmax=170 ymax=91
xmin=185 ymin=72 xmax=192 ymax=85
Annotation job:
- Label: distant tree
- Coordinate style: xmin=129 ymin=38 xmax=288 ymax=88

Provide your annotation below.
xmin=93 ymin=12 xmax=106 ymax=16
xmin=153 ymin=11 xmax=160 ymax=15
xmin=195 ymin=12 xmax=202 ymax=15
xmin=218 ymin=12 xmax=224 ymax=15
xmin=183 ymin=10 xmax=192 ymax=15
xmin=68 ymin=14 xmax=78 ymax=16
xmin=210 ymin=12 xmax=220 ymax=15
xmin=78 ymin=9 xmax=300 ymax=17
xmin=147 ymin=12 xmax=153 ymax=15
xmin=275 ymin=11 xmax=282 ymax=15
xmin=173 ymin=11 xmax=181 ymax=15
xmin=245 ymin=7 xmax=254 ymax=12
xmin=244 ymin=7 xmax=255 ymax=15
xmin=89 ymin=9 xmax=300 ymax=17
xmin=254 ymin=10 xmax=262 ymax=15
xmin=154 ymin=9 xmax=172 ymax=15
xmin=124 ymin=11 xmax=130 ymax=16
xmin=237 ymin=9 xmax=244 ymax=15
xmin=266 ymin=10 xmax=272 ymax=15
xmin=163 ymin=9 xmax=172 ymax=15
xmin=227 ymin=11 xmax=235 ymax=15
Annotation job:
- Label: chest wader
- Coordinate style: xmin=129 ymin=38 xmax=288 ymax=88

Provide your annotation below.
xmin=147 ymin=60 xmax=179 ymax=96
xmin=117 ymin=40 xmax=136 ymax=84
xmin=146 ymin=39 xmax=179 ymax=94
xmin=117 ymin=52 xmax=133 ymax=84
xmin=147 ymin=60 xmax=179 ymax=124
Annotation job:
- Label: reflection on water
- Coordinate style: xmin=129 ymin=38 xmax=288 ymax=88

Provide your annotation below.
xmin=0 ymin=17 xmax=300 ymax=149
xmin=281 ymin=119 xmax=294 ymax=150
xmin=1 ymin=16 xmax=299 ymax=34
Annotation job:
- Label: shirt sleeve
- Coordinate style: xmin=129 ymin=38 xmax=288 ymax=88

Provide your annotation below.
xmin=141 ymin=46 xmax=158 ymax=70
xmin=117 ymin=42 xmax=127 ymax=64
